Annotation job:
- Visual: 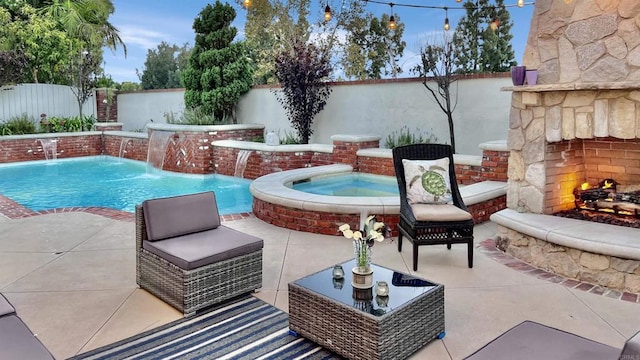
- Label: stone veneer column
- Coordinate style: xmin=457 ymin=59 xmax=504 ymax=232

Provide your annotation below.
xmin=331 ymin=134 xmax=381 ymax=170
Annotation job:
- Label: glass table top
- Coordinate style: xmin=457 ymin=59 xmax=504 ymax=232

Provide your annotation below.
xmin=292 ymin=259 xmax=440 ymax=317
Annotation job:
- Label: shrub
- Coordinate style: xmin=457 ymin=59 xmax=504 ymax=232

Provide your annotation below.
xmin=0 ymin=114 xmax=36 ymax=135
xmin=384 ymin=126 xmax=438 ymax=149
xmin=278 ymin=130 xmax=301 ymax=145
xmin=43 ymin=115 xmax=95 ymax=133
xmin=164 ymin=107 xmax=231 ymax=125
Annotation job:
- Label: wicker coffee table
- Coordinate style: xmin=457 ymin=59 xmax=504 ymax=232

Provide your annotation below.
xmin=288 ymin=260 xmax=444 ymax=360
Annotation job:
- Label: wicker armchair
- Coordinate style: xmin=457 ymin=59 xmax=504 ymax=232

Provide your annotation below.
xmin=392 ymin=144 xmax=474 ymax=270
xmin=135 ymin=191 xmax=263 ymax=315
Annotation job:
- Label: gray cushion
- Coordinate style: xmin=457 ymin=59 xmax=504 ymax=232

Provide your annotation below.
xmin=621 ymin=330 xmax=640 ymax=358
xmin=143 ymin=225 xmax=263 ymax=270
xmin=464 ymin=321 xmax=620 ymax=360
xmin=0 ymin=293 xmax=16 ymax=316
xmin=0 ymin=315 xmax=54 ymax=360
xmin=143 ymin=191 xmax=221 ymax=241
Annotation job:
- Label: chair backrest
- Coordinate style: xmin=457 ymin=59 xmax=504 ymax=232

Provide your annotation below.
xmin=142 ymin=191 xmax=221 ymax=241
xmin=392 ymin=143 xmax=465 ymax=207
xmin=620 ymin=329 xmax=640 ymax=358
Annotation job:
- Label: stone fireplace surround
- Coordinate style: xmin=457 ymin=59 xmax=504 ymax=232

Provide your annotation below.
xmin=493 ymin=1 xmax=640 ymax=293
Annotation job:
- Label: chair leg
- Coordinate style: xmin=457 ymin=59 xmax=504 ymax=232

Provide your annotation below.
xmin=413 ymin=243 xmax=419 ymax=271
xmin=467 ymin=240 xmax=474 ymax=268
xmin=397 ymin=232 xmax=403 ymax=252
xmin=446 ymin=243 xmax=452 ymax=250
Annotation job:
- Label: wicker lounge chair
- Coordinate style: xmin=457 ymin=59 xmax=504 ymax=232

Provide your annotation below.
xmin=464 ymin=320 xmax=640 ymax=360
xmin=392 ymin=144 xmax=474 ymax=270
xmin=136 ymin=191 xmax=263 ymax=315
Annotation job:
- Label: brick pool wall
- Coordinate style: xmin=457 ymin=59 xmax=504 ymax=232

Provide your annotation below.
xmin=356 ymin=150 xmax=510 ymax=184
xmin=103 ymin=135 xmax=148 ymax=161
xmin=0 ymin=135 xmax=102 ymax=163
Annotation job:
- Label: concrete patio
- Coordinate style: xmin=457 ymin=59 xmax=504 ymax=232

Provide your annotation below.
xmin=1 ymin=211 xmax=638 ymax=360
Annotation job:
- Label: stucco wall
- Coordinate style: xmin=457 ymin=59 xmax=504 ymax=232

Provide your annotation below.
xmin=117 ymin=75 xmax=512 ymax=156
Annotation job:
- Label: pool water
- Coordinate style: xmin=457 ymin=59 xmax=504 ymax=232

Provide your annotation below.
xmin=0 ymin=156 xmax=253 ymax=215
xmin=292 ymin=174 xmax=399 ymax=197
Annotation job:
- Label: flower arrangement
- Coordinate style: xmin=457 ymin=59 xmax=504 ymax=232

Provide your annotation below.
xmin=339 ymin=215 xmax=390 ymax=271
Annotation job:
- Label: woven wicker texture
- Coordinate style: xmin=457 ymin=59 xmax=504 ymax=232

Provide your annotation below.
xmin=392 ymin=144 xmax=474 ymax=270
xmin=289 ymin=277 xmax=444 ymax=360
xmin=136 ymin=206 xmax=262 ymax=315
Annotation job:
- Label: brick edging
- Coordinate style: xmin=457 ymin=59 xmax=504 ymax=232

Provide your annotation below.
xmin=478 ymin=239 xmax=639 ymax=303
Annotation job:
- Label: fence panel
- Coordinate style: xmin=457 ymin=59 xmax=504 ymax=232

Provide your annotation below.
xmin=0 ymin=83 xmax=96 ymax=122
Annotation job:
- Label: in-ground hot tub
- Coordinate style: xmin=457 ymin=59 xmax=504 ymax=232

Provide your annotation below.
xmin=250 ymin=164 xmax=507 ymax=235
xmin=250 ymin=164 xmax=400 ymax=235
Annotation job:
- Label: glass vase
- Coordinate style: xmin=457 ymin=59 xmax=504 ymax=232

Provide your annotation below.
xmin=353 ymin=240 xmax=371 ymax=272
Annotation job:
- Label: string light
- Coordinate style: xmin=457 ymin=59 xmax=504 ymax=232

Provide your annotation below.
xmin=242 ymin=0 xmax=251 ymax=8
xmin=443 ymin=7 xmax=450 ymax=31
xmin=324 ymin=4 xmax=332 ymax=22
xmin=388 ymin=3 xmax=396 ymax=30
xmin=358 ymin=0 xmax=535 ymax=33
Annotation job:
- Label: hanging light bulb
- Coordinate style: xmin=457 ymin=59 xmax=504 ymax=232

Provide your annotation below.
xmin=324 ymin=4 xmax=331 ymax=22
xmin=443 ymin=8 xmax=450 ymax=31
xmin=517 ymin=0 xmax=524 ymax=7
xmin=456 ymin=0 xmax=462 ymax=2
xmin=243 ymin=0 xmax=251 ymax=8
xmin=388 ymin=3 xmax=396 ymax=30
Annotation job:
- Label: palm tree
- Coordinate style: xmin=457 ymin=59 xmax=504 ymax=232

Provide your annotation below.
xmin=40 ymin=0 xmax=127 ymax=55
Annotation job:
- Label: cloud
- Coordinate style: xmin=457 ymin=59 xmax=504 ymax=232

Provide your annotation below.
xmin=116 ymin=25 xmax=178 ymax=51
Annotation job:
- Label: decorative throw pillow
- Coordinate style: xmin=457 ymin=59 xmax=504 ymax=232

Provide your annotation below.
xmin=402 ymin=158 xmax=452 ymax=204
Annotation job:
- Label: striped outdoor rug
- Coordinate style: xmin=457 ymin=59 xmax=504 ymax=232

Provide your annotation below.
xmin=70 ymin=296 xmax=341 ymax=360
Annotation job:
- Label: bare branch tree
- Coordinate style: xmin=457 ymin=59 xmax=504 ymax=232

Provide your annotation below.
xmin=412 ymin=33 xmax=459 ymax=153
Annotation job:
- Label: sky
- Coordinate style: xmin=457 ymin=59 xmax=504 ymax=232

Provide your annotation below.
xmin=102 ymin=0 xmax=535 ymax=83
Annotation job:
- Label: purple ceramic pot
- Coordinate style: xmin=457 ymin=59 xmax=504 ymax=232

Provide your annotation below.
xmin=511 ymin=66 xmax=526 ymax=86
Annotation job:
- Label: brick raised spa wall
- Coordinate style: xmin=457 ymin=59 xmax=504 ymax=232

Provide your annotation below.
xmin=0 ymin=135 xmax=102 ymax=163
xmin=253 ymin=194 xmax=506 ymax=236
xmin=252 ymin=198 xmax=401 ymax=236
xmin=154 ymin=128 xmax=264 ymax=174
xmin=213 ymin=147 xmax=335 ymax=179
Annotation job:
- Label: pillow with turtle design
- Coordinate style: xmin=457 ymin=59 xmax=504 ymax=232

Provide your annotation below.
xmin=402 ymin=158 xmax=453 ymax=204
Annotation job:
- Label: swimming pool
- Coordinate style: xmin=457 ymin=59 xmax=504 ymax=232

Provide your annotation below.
xmin=0 ymin=156 xmax=253 ymax=215
xmin=292 ymin=173 xmax=399 ymax=197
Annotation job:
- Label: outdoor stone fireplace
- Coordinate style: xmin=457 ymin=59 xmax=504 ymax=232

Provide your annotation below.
xmin=495 ymin=1 xmax=640 ymax=294
xmin=508 ymin=0 xmax=640 ymax=216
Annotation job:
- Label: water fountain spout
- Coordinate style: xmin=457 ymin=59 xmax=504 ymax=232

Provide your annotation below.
xmin=37 ymin=139 xmax=58 ymax=160
xmin=234 ymin=150 xmax=252 ymax=178
xmin=146 ymin=131 xmax=173 ymax=172
xmin=118 ymin=138 xmax=133 ymax=158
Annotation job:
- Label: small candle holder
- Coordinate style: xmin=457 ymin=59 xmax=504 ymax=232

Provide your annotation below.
xmin=376 ymin=281 xmax=389 ymax=297
xmin=332 ymin=265 xmax=345 ymax=279
xmin=333 ymin=277 xmax=344 ymax=289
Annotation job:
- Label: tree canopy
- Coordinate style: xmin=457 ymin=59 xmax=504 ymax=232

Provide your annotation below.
xmin=181 ymin=1 xmax=254 ymax=122
xmin=341 ymin=12 xmax=406 ymax=80
xmin=0 ymin=0 xmax=125 ymax=85
xmin=139 ymin=42 xmax=191 ymax=90
xmin=452 ymin=0 xmax=516 ymax=73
